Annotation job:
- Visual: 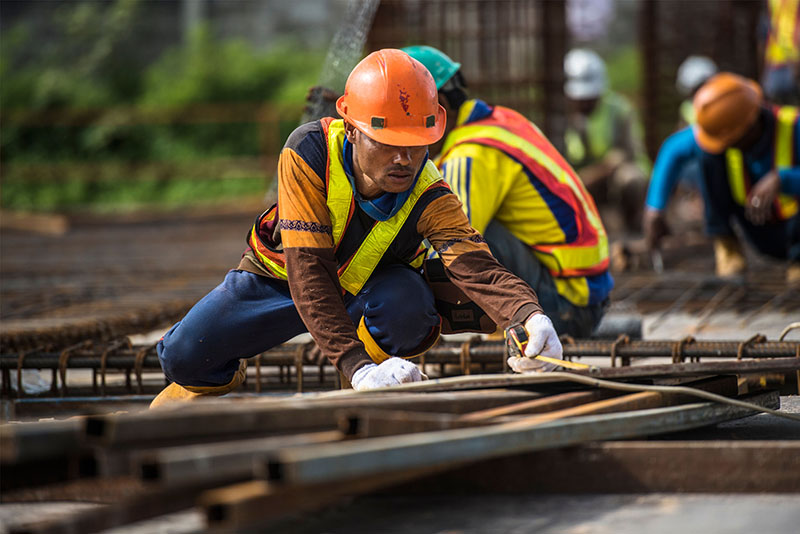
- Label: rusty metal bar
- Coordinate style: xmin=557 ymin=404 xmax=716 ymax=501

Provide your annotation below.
xmin=0 ymin=419 xmax=84 ymax=464
xmin=4 ymin=340 xmax=799 ymax=375
xmin=137 ymin=430 xmax=342 ymax=485
xmin=383 ymin=358 xmax=800 ymax=395
xmin=459 ymin=389 xmax=620 ymax=422
xmin=341 ymin=409 xmax=491 ymax=439
xmin=263 ymin=391 xmax=779 ymax=487
xmin=7 ymin=478 xmax=235 ymax=534
xmin=84 ymin=389 xmax=542 ymax=447
xmin=460 ymin=376 xmax=737 ymax=422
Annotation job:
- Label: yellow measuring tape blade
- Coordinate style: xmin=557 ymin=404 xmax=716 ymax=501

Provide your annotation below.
xmin=534 ymin=354 xmax=592 ymax=371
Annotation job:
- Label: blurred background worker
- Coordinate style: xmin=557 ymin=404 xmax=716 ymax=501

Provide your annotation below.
xmin=644 ymin=73 xmax=800 ymax=282
xmin=563 ymin=48 xmax=651 ymax=233
xmin=760 ymin=0 xmax=800 ymax=105
xmin=641 ymin=55 xmax=719 ymax=238
xmin=403 ymin=45 xmax=612 ymax=338
xmin=676 ymin=55 xmax=719 ymax=128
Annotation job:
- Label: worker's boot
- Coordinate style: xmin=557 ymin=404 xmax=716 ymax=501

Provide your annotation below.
xmin=713 ymin=236 xmax=746 ymax=278
xmin=150 ymin=359 xmax=248 ymax=409
xmin=787 ymin=262 xmax=800 ymax=285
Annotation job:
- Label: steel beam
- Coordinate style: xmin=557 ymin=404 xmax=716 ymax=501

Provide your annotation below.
xmin=264 ymin=391 xmax=779 ymax=486
xmin=137 ymin=430 xmax=342 ymax=485
xmin=85 ymin=389 xmax=542 ymax=447
xmin=0 ymin=419 xmax=84 ymax=464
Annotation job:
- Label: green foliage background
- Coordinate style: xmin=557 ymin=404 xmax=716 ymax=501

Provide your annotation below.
xmin=1 ymin=0 xmax=325 ymax=212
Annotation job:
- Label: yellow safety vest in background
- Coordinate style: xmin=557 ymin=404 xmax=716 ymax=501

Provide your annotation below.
xmin=766 ymin=0 xmax=800 ymax=66
xmin=249 ymin=119 xmax=439 ymax=295
xmin=725 ymin=106 xmax=799 ymax=220
xmin=440 ymin=105 xmax=609 ymax=279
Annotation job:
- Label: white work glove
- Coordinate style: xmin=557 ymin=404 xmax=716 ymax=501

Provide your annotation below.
xmin=507 ymin=314 xmax=563 ymax=374
xmin=350 ymin=357 xmax=427 ymax=391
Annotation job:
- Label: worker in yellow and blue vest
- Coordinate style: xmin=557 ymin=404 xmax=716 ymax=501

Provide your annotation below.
xmin=403 ymin=46 xmax=613 ymax=339
xmin=150 ymin=49 xmax=567 ymax=406
xmin=760 ymin=0 xmax=800 ymax=105
xmin=643 ymin=73 xmax=800 ymax=282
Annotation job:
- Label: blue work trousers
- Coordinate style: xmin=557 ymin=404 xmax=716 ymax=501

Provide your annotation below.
xmin=483 ymin=221 xmax=606 ymax=338
xmin=158 ymin=265 xmax=439 ymax=387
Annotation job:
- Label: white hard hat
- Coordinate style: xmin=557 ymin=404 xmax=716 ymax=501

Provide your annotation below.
xmin=564 ymin=48 xmax=607 ymax=100
xmin=676 ymin=55 xmax=718 ymax=96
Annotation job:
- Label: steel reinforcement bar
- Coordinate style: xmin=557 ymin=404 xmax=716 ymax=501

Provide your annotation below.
xmin=2 ymin=339 xmax=799 ymax=371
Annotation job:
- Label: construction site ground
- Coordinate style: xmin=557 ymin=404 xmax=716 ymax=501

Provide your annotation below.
xmin=1 ymin=207 xmax=799 ymax=533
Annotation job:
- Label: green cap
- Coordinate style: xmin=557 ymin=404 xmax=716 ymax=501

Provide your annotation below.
xmin=402 ymin=45 xmax=461 ymax=90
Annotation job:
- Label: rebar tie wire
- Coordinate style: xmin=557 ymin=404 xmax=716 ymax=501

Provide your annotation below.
xmin=779 ymin=322 xmax=800 ymax=341
xmin=610 ymin=334 xmax=629 ymax=367
xmin=737 ymin=334 xmax=766 ymax=360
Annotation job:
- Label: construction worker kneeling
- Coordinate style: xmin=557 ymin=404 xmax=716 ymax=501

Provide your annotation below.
xmin=151 ymin=49 xmax=563 ymax=407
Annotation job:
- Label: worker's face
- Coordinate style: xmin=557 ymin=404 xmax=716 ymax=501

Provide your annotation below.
xmin=345 ymin=122 xmax=428 ymax=197
xmin=568 ymin=97 xmax=599 ymax=116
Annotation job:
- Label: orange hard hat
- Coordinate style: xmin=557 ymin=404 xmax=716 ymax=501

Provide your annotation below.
xmin=336 ymin=49 xmax=446 ymax=147
xmin=692 ymin=72 xmax=763 ymax=154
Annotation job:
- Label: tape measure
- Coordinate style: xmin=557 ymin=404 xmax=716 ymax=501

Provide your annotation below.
xmin=504 ymin=323 xmax=591 ymax=371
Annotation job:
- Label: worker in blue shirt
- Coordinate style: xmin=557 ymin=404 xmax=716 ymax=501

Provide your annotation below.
xmin=643 ymin=73 xmax=800 ymax=282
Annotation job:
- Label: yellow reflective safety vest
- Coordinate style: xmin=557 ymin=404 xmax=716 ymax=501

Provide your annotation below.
xmin=766 ymin=0 xmax=800 ymax=66
xmin=724 ymin=106 xmax=799 ymax=220
xmin=248 ymin=119 xmax=438 ymax=295
xmin=439 ymin=105 xmax=609 ymax=278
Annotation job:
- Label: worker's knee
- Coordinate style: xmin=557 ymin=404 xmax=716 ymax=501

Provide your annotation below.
xmin=157 ymin=322 xmax=209 ymax=386
xmin=355 ymin=266 xmax=439 ymax=355
xmin=157 ymin=319 xmax=240 ymax=387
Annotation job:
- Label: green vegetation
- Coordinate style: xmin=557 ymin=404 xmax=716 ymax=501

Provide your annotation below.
xmin=1 ymin=0 xmax=324 ymax=213
xmin=605 ymin=45 xmax=643 ymax=100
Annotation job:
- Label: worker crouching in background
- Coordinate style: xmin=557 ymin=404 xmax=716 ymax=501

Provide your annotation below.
xmin=151 ymin=49 xmax=564 ymax=407
xmin=562 ymin=48 xmax=651 ymax=233
xmin=643 ymin=73 xmax=800 ymax=282
xmin=402 ymin=45 xmax=612 ymax=340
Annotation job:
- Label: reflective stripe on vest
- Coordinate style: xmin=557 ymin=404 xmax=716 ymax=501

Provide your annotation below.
xmin=250 ymin=119 xmax=441 ymax=294
xmin=440 ymin=107 xmax=609 ymax=277
xmin=327 ymin=121 xmax=442 ymax=293
xmin=725 ymin=106 xmax=799 ymax=220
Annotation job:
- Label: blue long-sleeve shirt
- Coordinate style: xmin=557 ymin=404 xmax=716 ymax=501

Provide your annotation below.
xmin=646 ymin=113 xmax=800 ymax=211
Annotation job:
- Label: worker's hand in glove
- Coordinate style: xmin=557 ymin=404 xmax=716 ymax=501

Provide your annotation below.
xmin=507 ymin=313 xmax=563 ymax=374
xmin=524 ymin=313 xmax=563 ymax=359
xmin=350 ymin=358 xmax=427 ymax=391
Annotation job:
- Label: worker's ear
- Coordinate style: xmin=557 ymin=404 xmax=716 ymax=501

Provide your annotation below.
xmin=343 ymin=121 xmax=358 ymax=143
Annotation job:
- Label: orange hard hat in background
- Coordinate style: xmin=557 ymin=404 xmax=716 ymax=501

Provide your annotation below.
xmin=336 ymin=49 xmax=446 ymax=147
xmin=692 ymin=72 xmax=763 ymax=154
